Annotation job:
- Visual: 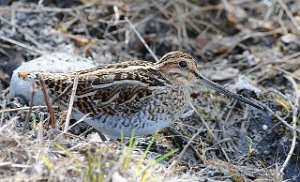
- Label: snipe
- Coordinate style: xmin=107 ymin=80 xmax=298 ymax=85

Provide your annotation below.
xmin=18 ymin=51 xmax=265 ymax=138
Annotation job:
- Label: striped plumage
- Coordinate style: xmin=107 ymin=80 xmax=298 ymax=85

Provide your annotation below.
xmin=19 ymin=51 xmax=265 ymax=138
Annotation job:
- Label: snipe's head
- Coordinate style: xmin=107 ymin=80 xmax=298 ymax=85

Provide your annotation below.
xmin=156 ymin=51 xmax=199 ymax=86
xmin=156 ymin=51 xmax=266 ymax=110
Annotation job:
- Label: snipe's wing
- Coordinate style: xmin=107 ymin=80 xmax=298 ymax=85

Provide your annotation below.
xmin=22 ymin=61 xmax=171 ymax=116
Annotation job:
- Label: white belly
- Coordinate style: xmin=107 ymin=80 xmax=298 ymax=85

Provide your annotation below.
xmin=86 ymin=116 xmax=172 ymax=138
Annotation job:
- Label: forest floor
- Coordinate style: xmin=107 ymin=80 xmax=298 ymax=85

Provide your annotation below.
xmin=0 ymin=0 xmax=299 ymax=181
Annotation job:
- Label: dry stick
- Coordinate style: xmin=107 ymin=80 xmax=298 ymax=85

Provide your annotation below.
xmin=113 ymin=5 xmax=120 ymax=25
xmin=275 ymin=67 xmax=300 ymax=82
xmin=235 ymin=29 xmax=283 ymax=52
xmin=124 ymin=17 xmax=159 ymax=62
xmin=263 ymin=1 xmax=274 ymax=21
xmin=151 ymin=0 xmax=179 ymax=30
xmin=277 ymin=8 xmax=288 ymax=34
xmin=64 ymin=75 xmax=79 ymax=132
xmin=220 ymin=100 xmax=238 ymax=151
xmin=202 ymin=52 xmax=300 ymax=72
xmin=23 ymin=81 xmax=35 ymax=133
xmin=0 ymin=106 xmax=58 ymax=113
xmin=11 ymin=3 xmax=16 ymax=33
xmin=53 ymin=83 xmax=73 ymax=103
xmin=0 ymin=99 xmax=6 ymax=126
xmin=266 ymin=105 xmax=300 ymax=133
xmin=279 ymin=75 xmax=299 ymax=174
xmin=108 ymin=15 xmax=153 ymax=37
xmin=16 ymin=3 xmax=94 ymax=13
xmin=168 ymin=128 xmax=202 ymax=171
xmin=75 ymin=10 xmax=91 ymax=38
xmin=37 ymin=0 xmax=44 ymax=6
xmin=233 ymin=68 xmax=299 ymax=133
xmin=0 ymin=35 xmax=45 ymax=55
xmin=7 ymin=129 xmax=32 ymax=162
xmin=39 ymin=77 xmax=56 ymax=128
xmin=276 ymin=0 xmax=300 ymax=31
xmin=54 ymin=114 xmax=90 ymax=141
xmin=189 ymin=102 xmax=231 ymax=162
xmin=0 ymin=16 xmax=47 ymax=51
xmin=175 ymin=4 xmax=183 ymax=51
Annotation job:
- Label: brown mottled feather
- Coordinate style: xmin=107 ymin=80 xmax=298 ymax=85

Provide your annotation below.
xmin=32 ymin=60 xmax=172 ymax=116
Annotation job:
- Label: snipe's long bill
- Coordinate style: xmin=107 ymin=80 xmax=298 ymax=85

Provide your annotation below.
xmin=196 ymin=73 xmax=265 ymax=110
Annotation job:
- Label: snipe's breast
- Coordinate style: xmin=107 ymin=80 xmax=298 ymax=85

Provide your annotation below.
xmin=84 ymin=85 xmax=191 ymax=137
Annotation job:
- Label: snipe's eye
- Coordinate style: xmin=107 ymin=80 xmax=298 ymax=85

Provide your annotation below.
xmin=178 ymin=61 xmax=187 ymax=68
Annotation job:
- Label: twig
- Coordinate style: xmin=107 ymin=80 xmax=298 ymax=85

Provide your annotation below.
xmin=125 ymin=17 xmax=159 ymax=62
xmin=0 ymin=99 xmax=6 ymax=126
xmin=37 ymin=0 xmax=44 ymax=6
xmin=0 ymin=35 xmax=46 ymax=55
xmin=0 ymin=15 xmax=48 ymax=51
xmin=75 ymin=10 xmax=91 ymax=38
xmin=53 ymin=83 xmax=73 ymax=103
xmin=262 ymin=68 xmax=300 ymax=133
xmin=190 ymin=102 xmax=231 ymax=162
xmin=23 ymin=80 xmax=35 ymax=133
xmin=54 ymin=113 xmax=90 ymax=141
xmin=11 ymin=4 xmax=16 ymax=33
xmin=220 ymin=100 xmax=238 ymax=151
xmin=6 ymin=129 xmax=32 ymax=164
xmin=263 ymin=105 xmax=299 ymax=133
xmin=16 ymin=3 xmax=94 ymax=13
xmin=279 ymin=75 xmax=299 ymax=173
xmin=246 ymin=51 xmax=300 ymax=74
xmin=37 ymin=122 xmax=44 ymax=148
xmin=0 ymin=106 xmax=58 ymax=113
xmin=64 ymin=75 xmax=79 ymax=132
xmin=277 ymin=8 xmax=288 ymax=34
xmin=113 ymin=5 xmax=120 ymax=25
xmin=168 ymin=127 xmax=202 ymax=171
xmin=276 ymin=0 xmax=300 ymax=31
xmin=107 ymin=15 xmax=153 ymax=37
xmin=39 ymin=77 xmax=56 ymax=128
xmin=237 ymin=29 xmax=283 ymax=50
xmin=151 ymin=0 xmax=179 ymax=30
xmin=0 ymin=162 xmax=31 ymax=168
